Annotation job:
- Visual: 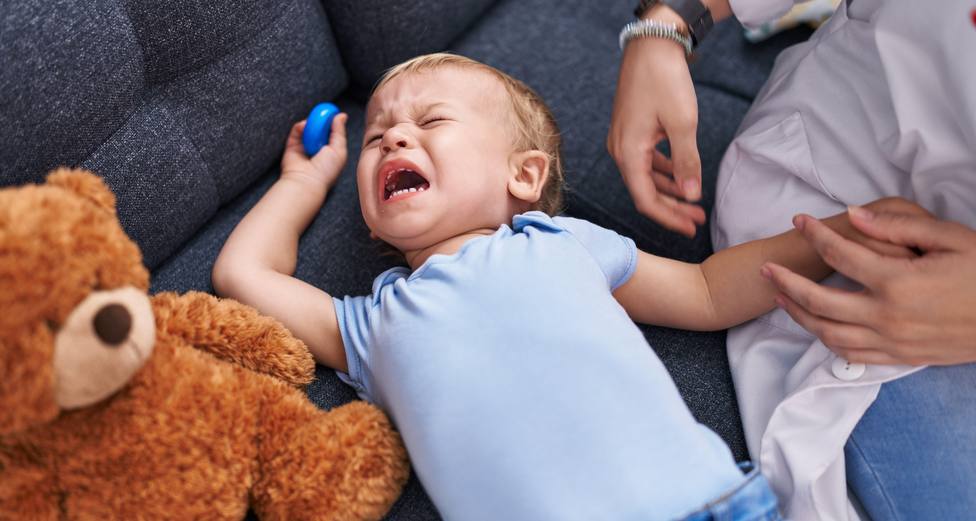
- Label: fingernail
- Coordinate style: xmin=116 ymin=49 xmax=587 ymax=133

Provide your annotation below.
xmin=848 ymin=205 xmax=874 ymax=221
xmin=760 ymin=265 xmax=772 ymax=279
xmin=792 ymin=214 xmax=806 ymax=231
xmin=682 ymin=179 xmax=700 ymax=199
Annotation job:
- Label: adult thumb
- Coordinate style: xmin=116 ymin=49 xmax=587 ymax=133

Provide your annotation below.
xmin=668 ymin=126 xmax=702 ymax=202
xmin=849 ymin=206 xmax=973 ymax=252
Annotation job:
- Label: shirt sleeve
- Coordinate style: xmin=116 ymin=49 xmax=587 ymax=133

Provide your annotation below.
xmin=553 ymin=216 xmax=638 ymax=291
xmin=332 ymin=295 xmax=376 ymax=403
xmin=729 ymin=0 xmax=805 ymax=28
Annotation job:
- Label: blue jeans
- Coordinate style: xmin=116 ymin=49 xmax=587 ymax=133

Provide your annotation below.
xmin=680 ymin=462 xmax=782 ymax=521
xmin=846 ymin=363 xmax=976 ymax=520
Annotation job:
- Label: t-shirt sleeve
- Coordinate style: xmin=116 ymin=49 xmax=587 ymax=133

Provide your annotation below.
xmin=553 ymin=216 xmax=638 ymax=291
xmin=332 ymin=295 xmax=377 ymax=403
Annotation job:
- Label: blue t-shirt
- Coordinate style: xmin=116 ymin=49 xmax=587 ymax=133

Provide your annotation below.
xmin=334 ymin=212 xmax=744 ymax=521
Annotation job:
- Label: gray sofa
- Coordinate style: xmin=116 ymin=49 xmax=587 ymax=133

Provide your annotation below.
xmin=0 ymin=0 xmax=809 ymax=518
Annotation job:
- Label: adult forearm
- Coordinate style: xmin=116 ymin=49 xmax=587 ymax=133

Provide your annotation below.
xmin=215 ymin=177 xmax=328 ymax=280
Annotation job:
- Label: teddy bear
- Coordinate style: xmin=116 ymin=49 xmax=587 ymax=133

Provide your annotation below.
xmin=0 ymin=169 xmax=410 ymax=520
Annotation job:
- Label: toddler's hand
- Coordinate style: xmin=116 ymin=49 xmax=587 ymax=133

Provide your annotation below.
xmin=281 ymin=113 xmax=348 ymax=190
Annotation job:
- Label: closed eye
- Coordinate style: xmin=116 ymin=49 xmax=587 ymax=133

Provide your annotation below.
xmin=364 ymin=116 xmax=448 ymax=146
xmin=420 ymin=116 xmax=447 ymax=126
xmin=363 ymin=128 xmax=387 ymax=147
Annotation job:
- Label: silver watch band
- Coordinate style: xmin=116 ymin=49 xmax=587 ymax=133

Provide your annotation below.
xmin=618 ymin=19 xmax=693 ymax=56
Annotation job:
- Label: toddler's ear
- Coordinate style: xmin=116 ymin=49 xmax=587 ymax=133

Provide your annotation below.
xmin=508 ymin=150 xmax=549 ymax=205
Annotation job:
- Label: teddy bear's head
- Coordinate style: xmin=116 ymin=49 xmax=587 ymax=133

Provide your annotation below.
xmin=0 ymin=169 xmax=156 ymax=435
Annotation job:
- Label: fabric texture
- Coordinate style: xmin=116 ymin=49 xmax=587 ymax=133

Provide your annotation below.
xmin=680 ymin=462 xmax=782 ymax=521
xmin=845 ymin=363 xmax=976 ymax=520
xmin=0 ymin=0 xmax=347 ymax=268
xmin=322 ymin=0 xmax=496 ymax=94
xmin=334 ymin=212 xmax=743 ymax=521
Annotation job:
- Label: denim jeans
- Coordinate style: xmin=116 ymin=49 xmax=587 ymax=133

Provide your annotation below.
xmin=846 ymin=363 xmax=976 ymax=520
xmin=679 ymin=462 xmax=782 ymax=521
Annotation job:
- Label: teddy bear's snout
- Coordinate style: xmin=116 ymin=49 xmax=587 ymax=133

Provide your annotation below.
xmin=53 ymin=287 xmax=156 ymax=410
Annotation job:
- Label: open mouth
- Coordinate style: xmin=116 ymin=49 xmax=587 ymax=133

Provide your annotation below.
xmin=383 ymin=168 xmax=430 ymax=201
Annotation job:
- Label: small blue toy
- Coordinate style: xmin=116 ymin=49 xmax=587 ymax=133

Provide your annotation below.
xmin=302 ymin=102 xmax=340 ymax=156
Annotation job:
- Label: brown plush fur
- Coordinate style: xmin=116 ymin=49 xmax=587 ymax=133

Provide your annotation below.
xmin=0 ymin=170 xmax=409 ymax=520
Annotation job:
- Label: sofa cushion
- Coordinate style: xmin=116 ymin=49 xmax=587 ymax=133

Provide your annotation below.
xmin=691 ymin=19 xmax=814 ymax=100
xmin=322 ymin=0 xmax=497 ymax=94
xmin=0 ymin=0 xmax=347 ymax=268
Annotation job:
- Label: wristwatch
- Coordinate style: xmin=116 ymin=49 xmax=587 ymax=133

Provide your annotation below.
xmin=634 ymin=0 xmax=714 ymax=48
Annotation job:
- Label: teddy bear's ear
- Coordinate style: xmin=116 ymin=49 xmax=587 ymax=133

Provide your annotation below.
xmin=46 ymin=168 xmax=117 ymax=214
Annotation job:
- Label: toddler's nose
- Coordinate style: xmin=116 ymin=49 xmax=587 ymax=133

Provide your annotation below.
xmin=382 ymin=139 xmax=408 ymax=154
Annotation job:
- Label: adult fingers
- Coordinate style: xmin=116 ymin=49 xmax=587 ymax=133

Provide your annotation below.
xmin=773 ymin=293 xmax=888 ymax=352
xmin=830 ymin=347 xmax=905 ymax=366
xmin=652 ymin=149 xmax=673 ymax=175
xmin=856 ymin=236 xmax=919 ymax=259
xmin=849 ymin=206 xmax=975 ymax=253
xmin=619 ymin=151 xmax=700 ymax=236
xmin=794 ymin=215 xmax=891 ymax=288
xmin=763 ymin=262 xmax=878 ymax=325
xmin=670 ymin=196 xmax=706 ymax=225
xmin=777 ymin=287 xmax=906 ymax=365
xmin=666 ymin=124 xmax=702 ymax=202
xmin=631 ymin=174 xmax=700 ymax=236
xmin=613 ymin=136 xmax=659 ymax=212
xmin=656 ymin=192 xmax=706 ymax=226
xmin=651 ymin=171 xmax=683 ymax=199
xmin=651 ymin=151 xmax=700 ymax=200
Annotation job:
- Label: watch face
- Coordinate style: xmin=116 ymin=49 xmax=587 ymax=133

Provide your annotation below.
xmin=633 ymin=0 xmax=712 ymax=47
xmin=663 ymin=0 xmax=712 ymax=45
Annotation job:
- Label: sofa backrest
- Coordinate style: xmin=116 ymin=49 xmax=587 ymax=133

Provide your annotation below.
xmin=0 ymin=0 xmax=348 ymax=268
xmin=322 ymin=0 xmax=498 ymax=95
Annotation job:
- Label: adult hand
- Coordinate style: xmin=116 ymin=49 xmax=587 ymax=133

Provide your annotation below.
xmin=762 ymin=205 xmax=976 ymax=366
xmin=608 ymin=9 xmax=705 ymax=237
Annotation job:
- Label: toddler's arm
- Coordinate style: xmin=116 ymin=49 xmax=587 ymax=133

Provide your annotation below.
xmin=614 ymin=198 xmax=925 ymax=331
xmin=212 ymin=115 xmax=350 ymax=371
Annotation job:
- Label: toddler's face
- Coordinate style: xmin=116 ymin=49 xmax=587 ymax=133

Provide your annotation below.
xmin=358 ymin=67 xmax=521 ymax=252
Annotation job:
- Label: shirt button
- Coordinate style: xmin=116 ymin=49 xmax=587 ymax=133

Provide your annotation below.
xmin=831 ymin=357 xmax=866 ymax=381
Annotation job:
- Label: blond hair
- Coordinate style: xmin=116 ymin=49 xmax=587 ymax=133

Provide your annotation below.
xmin=374 ymin=53 xmax=564 ymax=215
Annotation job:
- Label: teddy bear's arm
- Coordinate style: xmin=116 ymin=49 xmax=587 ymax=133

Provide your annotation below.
xmin=251 ymin=395 xmax=409 ymax=521
xmin=0 ymin=448 xmax=61 ymax=520
xmin=151 ymin=292 xmax=314 ymax=387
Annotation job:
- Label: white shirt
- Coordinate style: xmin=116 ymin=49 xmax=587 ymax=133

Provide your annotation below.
xmin=713 ymin=0 xmax=976 ymax=519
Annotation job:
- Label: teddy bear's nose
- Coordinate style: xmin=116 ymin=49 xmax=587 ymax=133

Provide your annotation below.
xmin=93 ymin=303 xmax=132 ymax=346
